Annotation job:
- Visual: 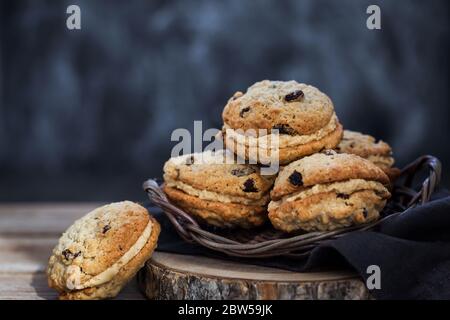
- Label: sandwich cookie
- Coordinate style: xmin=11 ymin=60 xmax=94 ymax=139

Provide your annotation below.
xmin=336 ymin=130 xmax=400 ymax=180
xmin=47 ymin=201 xmax=160 ymax=300
xmin=268 ymin=151 xmax=391 ymax=232
xmin=221 ymin=80 xmax=343 ymax=165
xmin=163 ymin=150 xmax=275 ymax=228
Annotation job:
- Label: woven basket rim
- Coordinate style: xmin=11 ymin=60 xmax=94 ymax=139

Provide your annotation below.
xmin=143 ymin=155 xmax=442 ymax=259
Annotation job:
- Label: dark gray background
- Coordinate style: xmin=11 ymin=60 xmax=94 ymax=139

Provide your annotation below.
xmin=0 ymin=0 xmax=448 ymax=201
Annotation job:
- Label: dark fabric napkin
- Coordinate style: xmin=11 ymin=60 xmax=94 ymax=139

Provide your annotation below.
xmin=146 ymin=190 xmax=450 ymax=300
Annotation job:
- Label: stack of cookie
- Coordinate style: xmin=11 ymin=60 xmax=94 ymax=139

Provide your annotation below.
xmin=163 ymin=80 xmax=397 ymax=233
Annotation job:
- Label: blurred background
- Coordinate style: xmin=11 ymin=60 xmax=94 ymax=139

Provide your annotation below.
xmin=0 ymin=0 xmax=448 ymax=202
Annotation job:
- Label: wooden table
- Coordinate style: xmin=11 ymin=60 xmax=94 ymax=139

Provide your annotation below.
xmin=0 ymin=203 xmax=367 ymax=300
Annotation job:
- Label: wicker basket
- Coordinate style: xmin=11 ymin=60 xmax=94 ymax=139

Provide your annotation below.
xmin=143 ymin=155 xmax=441 ymax=259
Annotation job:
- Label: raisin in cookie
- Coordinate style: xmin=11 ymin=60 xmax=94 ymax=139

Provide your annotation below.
xmin=221 ymin=80 xmax=343 ymax=165
xmin=268 ymin=151 xmax=391 ymax=232
xmin=336 ymin=130 xmax=400 ymax=180
xmin=47 ymin=201 xmax=160 ymax=300
xmin=163 ymin=150 xmax=275 ymax=228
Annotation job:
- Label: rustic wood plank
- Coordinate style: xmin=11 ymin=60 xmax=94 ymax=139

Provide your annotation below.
xmin=0 ymin=203 xmax=103 ymax=236
xmin=0 ymin=237 xmax=55 ymax=273
xmin=0 ymin=273 xmax=144 ymax=300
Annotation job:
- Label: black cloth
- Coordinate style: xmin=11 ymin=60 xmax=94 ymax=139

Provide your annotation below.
xmin=147 ymin=190 xmax=450 ymax=300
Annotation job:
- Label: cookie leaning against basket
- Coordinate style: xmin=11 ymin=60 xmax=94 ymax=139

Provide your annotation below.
xmin=268 ymin=151 xmax=391 ymax=232
xmin=47 ymin=201 xmax=160 ymax=300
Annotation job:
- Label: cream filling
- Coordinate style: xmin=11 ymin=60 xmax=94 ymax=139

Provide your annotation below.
xmin=166 ymin=149 xmax=237 ymax=167
xmin=269 ymin=179 xmax=388 ymax=211
xmin=223 ymin=113 xmax=338 ymax=150
xmin=65 ymin=220 xmax=153 ymax=290
xmin=367 ymin=155 xmax=395 ymax=168
xmin=165 ymin=178 xmax=269 ymax=206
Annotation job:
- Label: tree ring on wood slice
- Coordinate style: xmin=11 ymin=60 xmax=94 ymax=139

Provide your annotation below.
xmin=138 ymin=252 xmax=370 ymax=300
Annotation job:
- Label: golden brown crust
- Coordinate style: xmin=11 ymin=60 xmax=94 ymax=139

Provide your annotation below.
xmin=222 ymin=121 xmax=343 ymax=165
xmin=383 ymin=166 xmax=402 ymax=183
xmin=47 ymin=202 xmax=160 ymax=300
xmin=59 ymin=216 xmax=160 ymax=300
xmin=268 ymin=190 xmax=387 ymax=232
xmin=222 ymin=80 xmax=334 ymax=135
xmin=335 ymin=130 xmax=399 ymax=183
xmin=163 ymin=151 xmax=275 ymax=200
xmin=336 ymin=130 xmax=392 ymax=158
xmin=164 ymin=186 xmax=267 ymax=228
xmin=271 ymin=152 xmax=390 ymax=200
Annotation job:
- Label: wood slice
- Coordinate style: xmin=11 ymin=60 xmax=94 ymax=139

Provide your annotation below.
xmin=139 ymin=252 xmax=369 ymax=300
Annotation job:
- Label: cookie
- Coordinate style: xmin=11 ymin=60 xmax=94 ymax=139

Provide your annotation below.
xmin=268 ymin=151 xmax=391 ymax=232
xmin=221 ymin=80 xmax=343 ymax=165
xmin=47 ymin=201 xmax=160 ymax=300
xmin=163 ymin=150 xmax=275 ymax=228
xmin=335 ymin=130 xmax=400 ymax=180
